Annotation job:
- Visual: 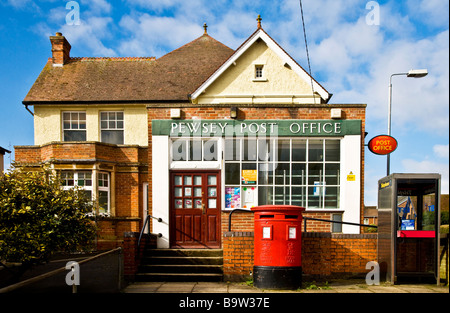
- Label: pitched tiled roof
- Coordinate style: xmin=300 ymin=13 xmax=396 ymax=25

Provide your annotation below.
xmin=23 ymin=34 xmax=234 ymax=104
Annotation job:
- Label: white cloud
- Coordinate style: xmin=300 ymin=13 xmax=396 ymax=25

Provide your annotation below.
xmin=118 ymin=14 xmax=203 ymax=57
xmin=59 ymin=16 xmax=116 ymax=56
xmin=401 ymin=158 xmax=449 ymax=193
xmin=434 ymin=144 xmax=449 ymax=159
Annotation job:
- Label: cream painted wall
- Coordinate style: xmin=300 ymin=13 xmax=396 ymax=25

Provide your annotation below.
xmin=197 ymin=40 xmax=320 ymax=104
xmin=34 ymin=105 xmax=148 ymax=146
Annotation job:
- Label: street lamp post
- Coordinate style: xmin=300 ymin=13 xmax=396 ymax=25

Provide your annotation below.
xmin=387 ymin=69 xmax=428 ymax=175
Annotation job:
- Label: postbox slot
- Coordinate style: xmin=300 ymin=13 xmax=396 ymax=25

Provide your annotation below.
xmin=285 ymin=215 xmax=298 ymax=219
xmin=260 ymin=215 xmax=274 ymax=219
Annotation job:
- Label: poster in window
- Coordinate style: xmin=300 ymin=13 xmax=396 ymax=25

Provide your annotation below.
xmin=225 ymin=187 xmax=241 ymax=209
xmin=242 ymin=170 xmax=257 ymax=185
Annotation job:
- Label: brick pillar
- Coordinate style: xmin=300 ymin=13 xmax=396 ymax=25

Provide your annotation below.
xmin=223 ymin=231 xmax=254 ymax=282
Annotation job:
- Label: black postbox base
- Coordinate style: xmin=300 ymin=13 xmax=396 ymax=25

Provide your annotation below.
xmin=253 ymin=266 xmax=302 ymax=290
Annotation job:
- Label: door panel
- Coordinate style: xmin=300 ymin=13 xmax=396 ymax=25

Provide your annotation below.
xmin=170 ymin=171 xmax=221 ymax=248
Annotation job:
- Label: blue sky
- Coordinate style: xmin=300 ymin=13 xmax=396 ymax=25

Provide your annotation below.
xmin=0 ymin=0 xmax=448 ymax=205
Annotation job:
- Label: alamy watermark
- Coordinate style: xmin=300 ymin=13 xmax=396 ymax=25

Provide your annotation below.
xmin=366 ymin=1 xmax=380 ymax=26
xmin=65 ymin=261 xmax=80 ymax=287
xmin=66 ymin=1 xmax=80 ymax=26
xmin=365 ymin=261 xmax=380 ymax=285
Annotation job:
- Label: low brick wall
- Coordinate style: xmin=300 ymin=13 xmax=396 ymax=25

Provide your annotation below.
xmin=222 ymin=231 xmax=378 ymax=281
xmin=122 ymin=232 xmax=157 ymax=281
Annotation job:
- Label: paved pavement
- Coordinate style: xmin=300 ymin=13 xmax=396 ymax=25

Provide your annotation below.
xmin=122 ymin=280 xmax=449 ymax=293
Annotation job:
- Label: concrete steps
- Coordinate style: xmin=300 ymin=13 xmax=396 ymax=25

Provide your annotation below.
xmin=136 ymin=249 xmax=223 ymax=282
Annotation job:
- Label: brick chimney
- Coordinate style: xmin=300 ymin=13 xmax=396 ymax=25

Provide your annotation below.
xmin=50 ymin=32 xmax=71 ymax=67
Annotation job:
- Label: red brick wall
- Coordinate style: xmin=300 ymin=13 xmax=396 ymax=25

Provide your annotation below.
xmin=222 ymin=232 xmax=377 ymax=281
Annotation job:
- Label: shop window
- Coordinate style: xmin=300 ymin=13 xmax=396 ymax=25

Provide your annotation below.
xmin=63 ymin=112 xmax=86 ymax=141
xmin=101 ymin=111 xmax=124 ymax=144
xmin=224 ymin=138 xmax=340 ymax=210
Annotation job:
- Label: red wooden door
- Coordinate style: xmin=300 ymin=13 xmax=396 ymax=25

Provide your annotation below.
xmin=170 ymin=171 xmax=221 ymax=248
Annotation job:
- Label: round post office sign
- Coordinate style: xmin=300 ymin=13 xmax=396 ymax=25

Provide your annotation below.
xmin=368 ymin=135 xmax=398 ymax=155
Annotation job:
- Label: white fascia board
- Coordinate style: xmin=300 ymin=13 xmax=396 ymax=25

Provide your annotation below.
xmin=191 ymin=28 xmax=330 ymax=102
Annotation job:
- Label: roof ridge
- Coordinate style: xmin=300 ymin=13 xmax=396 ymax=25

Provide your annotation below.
xmin=61 ymin=57 xmax=156 ymax=62
xmin=157 ymin=34 xmax=233 ymax=61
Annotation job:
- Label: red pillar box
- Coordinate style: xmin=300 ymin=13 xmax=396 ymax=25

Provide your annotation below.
xmin=251 ymin=205 xmax=305 ymax=289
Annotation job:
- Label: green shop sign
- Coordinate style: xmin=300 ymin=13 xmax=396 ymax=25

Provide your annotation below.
xmin=152 ymin=119 xmax=361 ymax=137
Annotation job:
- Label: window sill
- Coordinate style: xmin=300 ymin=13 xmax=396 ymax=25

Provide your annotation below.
xmin=252 ymin=78 xmax=268 ymax=82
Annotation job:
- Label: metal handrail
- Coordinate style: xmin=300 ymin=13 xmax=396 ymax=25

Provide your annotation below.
xmin=228 ymin=209 xmax=254 ymax=232
xmin=137 ymin=215 xmax=163 ymax=251
xmin=227 ymin=209 xmax=377 ymax=233
xmin=303 ymin=216 xmax=378 ymax=232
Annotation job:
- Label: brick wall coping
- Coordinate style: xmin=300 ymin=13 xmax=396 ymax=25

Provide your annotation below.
xmin=14 ymin=141 xmax=148 ymax=149
xmin=223 ymin=231 xmax=254 ymax=237
xmin=223 ymin=231 xmax=377 ymax=239
xmin=147 ymin=103 xmax=367 ymax=109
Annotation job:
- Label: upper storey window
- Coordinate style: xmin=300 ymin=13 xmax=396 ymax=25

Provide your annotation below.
xmin=63 ymin=112 xmax=86 ymax=141
xmin=101 ymin=111 xmax=124 ymax=144
xmin=255 ymin=65 xmax=264 ymax=79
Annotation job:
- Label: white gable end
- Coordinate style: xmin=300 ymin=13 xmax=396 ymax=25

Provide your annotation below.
xmin=191 ymin=28 xmax=330 ymax=104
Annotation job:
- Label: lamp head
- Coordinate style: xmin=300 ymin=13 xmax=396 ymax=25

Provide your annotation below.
xmin=407 ymin=69 xmax=428 ymax=78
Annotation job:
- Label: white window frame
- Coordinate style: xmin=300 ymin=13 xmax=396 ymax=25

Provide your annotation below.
xmin=61 ymin=171 xmax=110 ymax=216
xmin=223 ymin=138 xmax=341 ymax=210
xmin=100 ymin=111 xmax=124 ymax=144
xmin=62 ymin=111 xmax=87 ymax=141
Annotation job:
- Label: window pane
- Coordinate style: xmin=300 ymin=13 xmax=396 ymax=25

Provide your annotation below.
xmin=172 ymin=140 xmax=186 ymax=161
xmin=292 ymin=140 xmax=306 ymax=161
xmin=189 ymin=140 xmax=202 ymax=161
xmin=258 ymin=186 xmax=273 ymax=205
xmin=309 ymin=140 xmax=323 ymax=161
xmin=277 ymin=140 xmax=290 ymax=161
xmin=258 ymin=163 xmax=272 ymax=185
xmin=98 ymin=190 xmax=108 ymax=214
xmin=325 ymin=164 xmax=340 ymax=185
xmin=274 ymin=186 xmax=290 ymax=205
xmin=101 ymin=112 xmax=108 ymax=121
xmin=308 ymin=163 xmax=323 ymax=185
xmin=325 ymin=187 xmax=339 ymax=208
xmin=275 ymin=163 xmax=290 ymax=185
xmin=225 ymin=163 xmax=240 ymax=184
xmin=102 ymin=130 xmax=124 ymax=144
xmin=243 ymin=139 xmax=257 ymax=161
xmin=308 ymin=186 xmax=322 ymax=208
xmin=291 ymin=187 xmax=306 ymax=207
xmin=203 ymin=140 xmax=217 ymax=161
xmin=325 ymin=140 xmax=340 ymax=161
xmin=225 ymin=139 xmax=240 ymax=161
xmin=258 ymin=139 xmax=273 ymax=161
xmin=117 ymin=112 xmax=124 ymax=120
xmin=64 ymin=130 xmax=86 ymax=141
xmin=207 ymin=175 xmax=217 ymax=185
xmin=184 ymin=176 xmax=192 ymax=185
xmin=193 ymin=176 xmax=202 ymax=185
xmin=109 ymin=121 xmax=116 ymax=129
xmin=174 ymin=176 xmax=182 ymax=185
xmin=292 ymin=163 xmax=306 ymax=185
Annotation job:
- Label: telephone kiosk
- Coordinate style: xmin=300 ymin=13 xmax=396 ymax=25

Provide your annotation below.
xmin=377 ymin=173 xmax=441 ymax=284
